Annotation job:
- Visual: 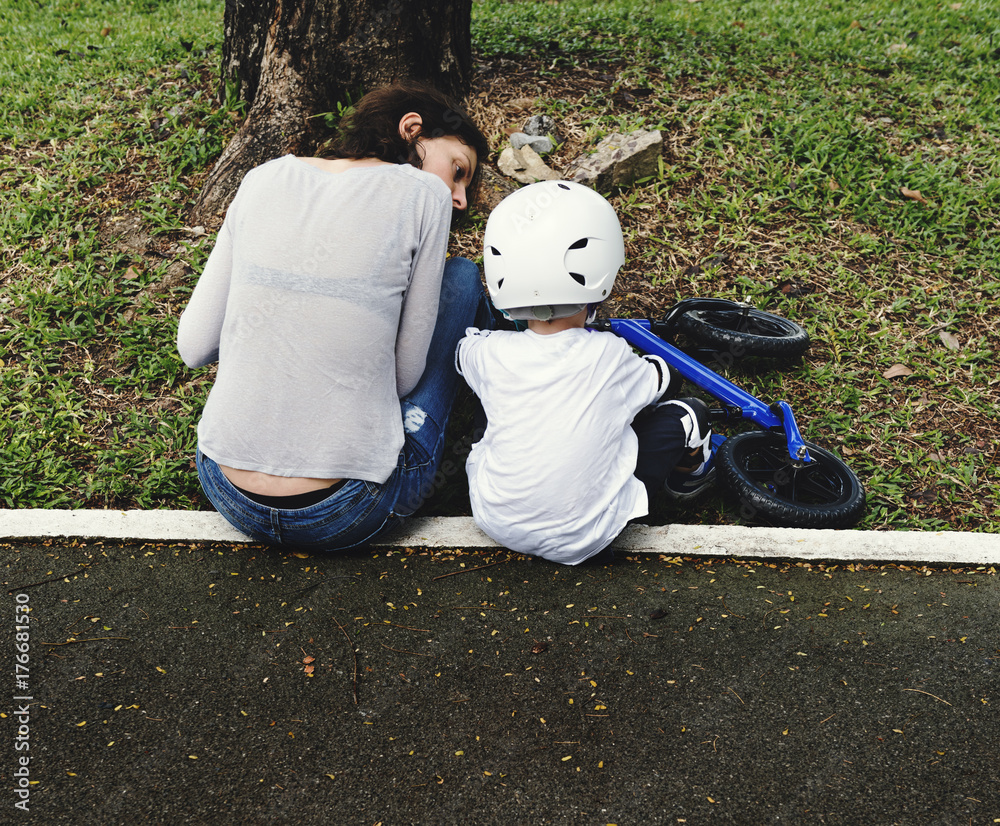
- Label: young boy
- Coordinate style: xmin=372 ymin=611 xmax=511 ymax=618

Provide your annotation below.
xmin=456 ymin=181 xmax=715 ymax=565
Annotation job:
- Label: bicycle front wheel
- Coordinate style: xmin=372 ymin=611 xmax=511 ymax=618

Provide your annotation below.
xmin=717 ymin=431 xmax=865 ymax=528
xmin=677 ymin=304 xmax=809 ymax=358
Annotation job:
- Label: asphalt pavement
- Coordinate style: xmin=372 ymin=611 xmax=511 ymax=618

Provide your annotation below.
xmin=2 ymin=517 xmax=998 ymax=824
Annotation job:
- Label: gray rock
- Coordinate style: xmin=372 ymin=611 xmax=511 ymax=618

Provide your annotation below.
xmin=523 ymin=114 xmax=557 ymax=136
xmin=565 ymin=129 xmax=663 ymax=190
xmin=497 ymin=145 xmax=561 ymax=184
xmin=509 ymin=131 xmax=556 ymax=155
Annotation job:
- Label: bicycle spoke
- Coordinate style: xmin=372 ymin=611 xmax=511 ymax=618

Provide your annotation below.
xmin=704 ymin=310 xmax=787 ymax=338
xmin=738 ymin=444 xmax=847 ymax=505
xmin=795 ymin=464 xmax=845 ymax=501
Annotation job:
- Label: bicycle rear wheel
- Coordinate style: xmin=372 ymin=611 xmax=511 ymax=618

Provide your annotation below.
xmin=677 ymin=304 xmax=809 ymax=358
xmin=717 ymin=431 xmax=865 ymax=528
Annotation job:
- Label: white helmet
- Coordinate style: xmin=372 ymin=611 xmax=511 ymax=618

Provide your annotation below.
xmin=483 ymin=180 xmax=625 ymax=321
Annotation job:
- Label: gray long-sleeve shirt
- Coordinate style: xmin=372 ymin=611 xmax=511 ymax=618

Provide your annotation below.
xmin=177 ymin=155 xmax=452 ymax=483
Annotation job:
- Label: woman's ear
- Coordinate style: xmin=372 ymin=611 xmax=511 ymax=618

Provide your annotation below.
xmin=398 ymin=112 xmax=423 ymax=140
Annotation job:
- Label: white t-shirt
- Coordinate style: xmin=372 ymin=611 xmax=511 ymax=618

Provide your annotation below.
xmin=456 ymin=327 xmax=669 ymax=564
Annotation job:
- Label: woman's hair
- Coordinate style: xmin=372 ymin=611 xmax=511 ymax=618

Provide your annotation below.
xmin=324 ymin=80 xmax=490 ymax=192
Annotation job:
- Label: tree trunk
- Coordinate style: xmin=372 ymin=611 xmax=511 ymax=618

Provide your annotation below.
xmin=192 ymin=0 xmax=474 ymax=222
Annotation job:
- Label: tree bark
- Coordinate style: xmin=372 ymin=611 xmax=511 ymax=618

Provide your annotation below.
xmin=192 ymin=0 xmax=474 ymax=222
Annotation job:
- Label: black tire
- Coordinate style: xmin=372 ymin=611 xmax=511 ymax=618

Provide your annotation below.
xmin=677 ymin=305 xmax=810 ymax=358
xmin=717 ymin=431 xmax=865 ymax=529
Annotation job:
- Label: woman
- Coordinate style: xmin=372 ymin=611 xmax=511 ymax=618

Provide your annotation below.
xmin=177 ymin=81 xmax=491 ymax=550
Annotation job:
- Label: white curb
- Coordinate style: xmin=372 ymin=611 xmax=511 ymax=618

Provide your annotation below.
xmin=1 ymin=509 xmax=998 ymax=565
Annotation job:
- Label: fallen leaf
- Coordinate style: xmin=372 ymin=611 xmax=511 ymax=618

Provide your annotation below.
xmin=900 ymin=187 xmax=927 ymax=204
xmin=506 ymin=97 xmax=537 ymax=113
xmin=302 ymin=655 xmax=315 ymax=664
xmin=778 ymin=279 xmax=810 ymax=296
xmin=882 ymin=364 xmax=913 ymax=379
xmin=939 ymin=331 xmax=960 ymax=350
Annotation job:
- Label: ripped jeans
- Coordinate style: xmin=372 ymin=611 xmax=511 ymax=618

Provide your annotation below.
xmin=196 ymin=257 xmax=491 ymax=552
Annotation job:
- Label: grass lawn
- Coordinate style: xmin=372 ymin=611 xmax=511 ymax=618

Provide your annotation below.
xmin=1 ymin=0 xmax=997 ymax=532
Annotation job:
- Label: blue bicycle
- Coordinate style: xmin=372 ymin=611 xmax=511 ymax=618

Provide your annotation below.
xmin=591 ymin=298 xmax=866 ymax=529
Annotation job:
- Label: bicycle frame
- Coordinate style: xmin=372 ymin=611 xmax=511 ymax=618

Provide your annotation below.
xmin=606 ymin=318 xmax=813 ymax=464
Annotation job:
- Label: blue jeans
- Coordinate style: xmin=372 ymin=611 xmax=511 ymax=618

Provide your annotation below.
xmin=196 ymin=257 xmax=491 ymax=551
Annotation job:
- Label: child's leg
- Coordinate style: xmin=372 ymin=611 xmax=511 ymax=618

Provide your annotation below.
xmin=632 ymin=397 xmax=714 ymax=501
xmin=392 ymin=257 xmax=491 ymax=516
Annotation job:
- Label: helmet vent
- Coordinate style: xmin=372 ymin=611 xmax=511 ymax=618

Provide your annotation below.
xmin=569 ymin=273 xmax=586 ymax=285
xmin=568 ymin=238 xmax=589 ymax=250
xmin=496 ymin=278 xmax=505 ymax=290
xmin=488 ymin=246 xmax=502 ymax=256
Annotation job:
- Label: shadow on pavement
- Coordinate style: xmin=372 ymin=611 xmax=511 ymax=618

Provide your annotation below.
xmin=3 ymin=541 xmax=998 ymax=823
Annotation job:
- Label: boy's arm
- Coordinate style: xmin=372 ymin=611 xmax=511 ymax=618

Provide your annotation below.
xmin=641 ymin=354 xmax=681 ymax=402
xmin=640 ymin=354 xmax=666 ymax=392
xmin=612 ymin=343 xmax=679 ymax=410
xmin=455 ymin=327 xmax=491 ymax=393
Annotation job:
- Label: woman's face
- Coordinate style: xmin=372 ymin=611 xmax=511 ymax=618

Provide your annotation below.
xmin=415 ymin=135 xmax=478 ymax=211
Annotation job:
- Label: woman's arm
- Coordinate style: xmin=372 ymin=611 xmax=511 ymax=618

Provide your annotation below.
xmin=392 ymin=197 xmax=451 ymax=396
xmin=177 ymin=221 xmax=234 ymax=369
